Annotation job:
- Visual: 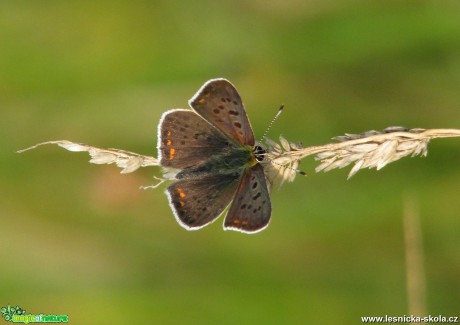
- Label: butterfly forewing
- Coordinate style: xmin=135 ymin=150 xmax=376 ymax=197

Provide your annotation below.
xmin=166 ymin=172 xmax=241 ymax=230
xmin=224 ymin=164 xmax=271 ymax=233
xmin=158 ymin=109 xmax=236 ymax=169
xmin=189 ymin=79 xmax=255 ymax=146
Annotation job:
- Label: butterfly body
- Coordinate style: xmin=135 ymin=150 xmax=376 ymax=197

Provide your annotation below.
xmin=157 ymin=79 xmax=271 ymax=233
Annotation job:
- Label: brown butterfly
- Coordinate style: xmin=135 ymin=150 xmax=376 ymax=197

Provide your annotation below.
xmin=158 ymin=79 xmax=271 ymax=233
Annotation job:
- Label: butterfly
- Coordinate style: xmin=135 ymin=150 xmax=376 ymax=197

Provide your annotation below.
xmin=157 ymin=78 xmax=271 ymax=233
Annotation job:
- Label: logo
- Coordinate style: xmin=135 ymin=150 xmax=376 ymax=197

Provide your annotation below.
xmin=1 ymin=305 xmax=68 ymax=323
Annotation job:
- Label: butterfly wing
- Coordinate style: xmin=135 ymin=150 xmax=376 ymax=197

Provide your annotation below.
xmin=166 ymin=172 xmax=241 ymax=230
xmin=158 ymin=109 xmax=236 ymax=169
xmin=224 ymin=164 xmax=271 ymax=233
xmin=189 ymin=78 xmax=255 ymax=146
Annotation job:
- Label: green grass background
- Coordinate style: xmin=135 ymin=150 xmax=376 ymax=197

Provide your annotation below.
xmin=1 ymin=1 xmax=459 ymax=323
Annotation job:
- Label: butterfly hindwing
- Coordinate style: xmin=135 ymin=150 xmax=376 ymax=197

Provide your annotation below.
xmin=166 ymin=172 xmax=241 ymax=230
xmin=224 ymin=164 xmax=271 ymax=233
xmin=158 ymin=109 xmax=236 ymax=169
xmin=189 ymin=79 xmax=255 ymax=146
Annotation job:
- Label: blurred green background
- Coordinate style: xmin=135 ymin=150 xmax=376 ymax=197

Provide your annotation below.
xmin=1 ymin=1 xmax=459 ymax=323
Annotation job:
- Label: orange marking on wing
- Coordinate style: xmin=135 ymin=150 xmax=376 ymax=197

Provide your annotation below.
xmin=198 ymin=98 xmax=205 ymax=104
xmin=167 ymin=130 xmax=172 ymax=136
xmin=169 ymin=148 xmax=176 ymax=159
xmin=179 ymin=201 xmax=185 ymax=207
xmin=177 ymin=187 xmax=186 ymax=198
xmin=166 ymin=139 xmax=172 ymax=146
xmin=242 ymin=220 xmax=248 ymax=226
xmin=233 ymin=219 xmax=240 ymax=224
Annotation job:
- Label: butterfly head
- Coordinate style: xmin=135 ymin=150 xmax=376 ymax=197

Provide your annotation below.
xmin=253 ymin=144 xmax=267 ymax=162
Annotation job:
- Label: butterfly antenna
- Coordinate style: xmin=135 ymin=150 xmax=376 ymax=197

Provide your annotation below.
xmin=258 ymin=105 xmax=307 ymax=176
xmin=260 ymin=104 xmax=284 ymax=143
